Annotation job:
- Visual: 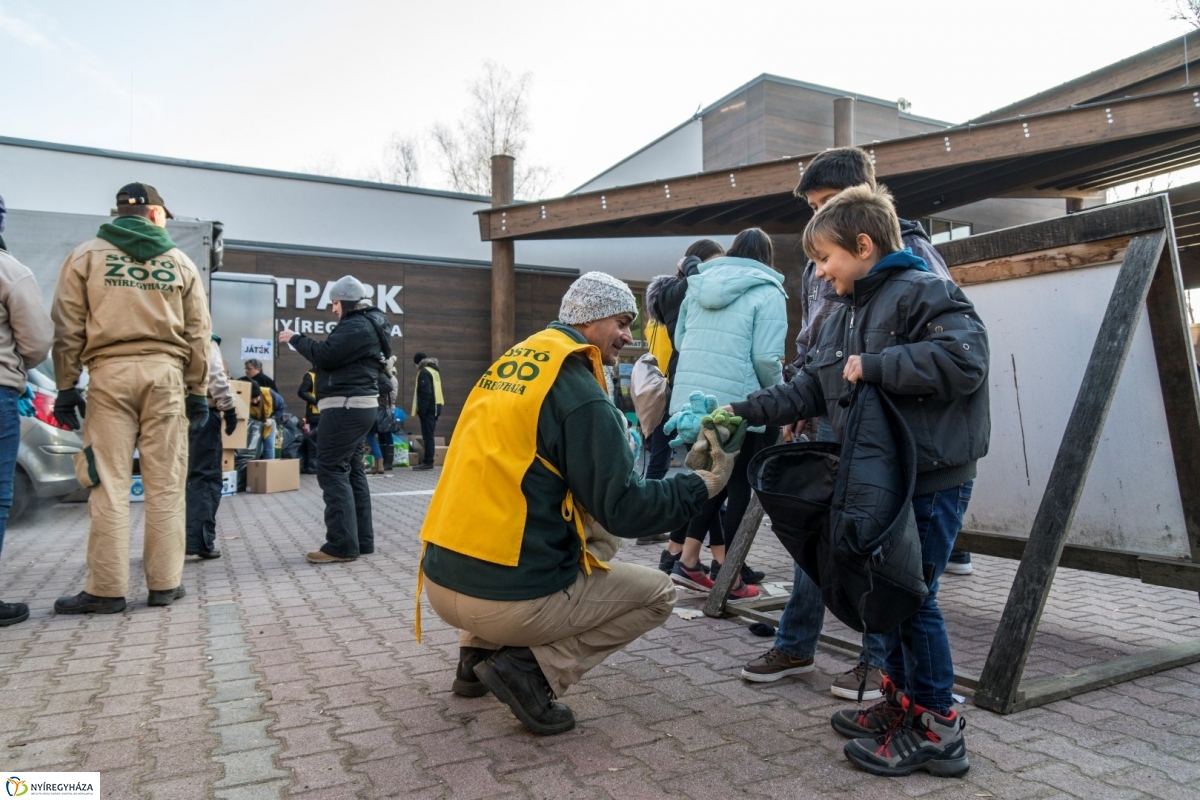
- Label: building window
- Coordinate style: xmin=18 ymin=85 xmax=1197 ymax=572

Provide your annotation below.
xmin=923 ymin=218 xmax=972 ymax=244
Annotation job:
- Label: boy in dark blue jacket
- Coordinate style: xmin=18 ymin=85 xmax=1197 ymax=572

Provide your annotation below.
xmin=730 ymin=184 xmax=990 ymax=778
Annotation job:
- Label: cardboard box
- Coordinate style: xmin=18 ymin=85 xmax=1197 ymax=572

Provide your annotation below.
xmin=221 ymin=450 xmax=237 ymax=472
xmin=230 ymin=381 xmax=252 ymax=420
xmin=435 ymin=436 xmax=446 ymax=447
xmin=222 ymin=417 xmax=249 ymax=450
xmin=246 ymin=459 xmax=300 ymax=494
xmin=434 ymin=445 xmax=449 ymax=466
xmin=130 ymin=475 xmax=145 ymax=502
xmin=221 ymin=470 xmax=238 ymax=497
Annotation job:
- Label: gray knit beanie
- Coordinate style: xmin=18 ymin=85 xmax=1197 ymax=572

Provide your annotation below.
xmin=558 ymin=272 xmax=638 ymax=325
xmin=329 ymin=275 xmax=367 ymax=303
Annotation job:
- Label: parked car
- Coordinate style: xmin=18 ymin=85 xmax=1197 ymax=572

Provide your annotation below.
xmin=12 ymin=363 xmax=83 ymax=522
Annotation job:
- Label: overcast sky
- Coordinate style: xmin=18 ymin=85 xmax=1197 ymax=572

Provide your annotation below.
xmin=0 ymin=0 xmax=1194 ymax=196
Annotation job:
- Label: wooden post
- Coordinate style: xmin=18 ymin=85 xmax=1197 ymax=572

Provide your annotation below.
xmin=491 ymin=154 xmax=516 ymax=361
xmin=834 ymin=97 xmax=856 ymax=147
xmin=973 ymin=227 xmax=1168 ymax=713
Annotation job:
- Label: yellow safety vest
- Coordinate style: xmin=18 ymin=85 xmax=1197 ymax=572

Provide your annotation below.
xmin=645 ymin=318 xmax=674 ymax=383
xmin=411 ymin=364 xmax=445 ymax=416
xmin=415 ymin=328 xmax=610 ymax=641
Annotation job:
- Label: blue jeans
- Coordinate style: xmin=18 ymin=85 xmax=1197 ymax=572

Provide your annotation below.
xmin=775 ymin=417 xmax=886 ymax=667
xmin=645 ymin=417 xmax=672 ymax=480
xmin=259 ymin=421 xmax=277 ymax=460
xmin=882 ymin=480 xmax=973 ymax=714
xmin=0 ymin=387 xmax=18 ymax=559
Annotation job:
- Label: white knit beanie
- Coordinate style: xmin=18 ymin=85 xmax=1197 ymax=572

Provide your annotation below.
xmin=558 ymin=272 xmax=638 ymax=325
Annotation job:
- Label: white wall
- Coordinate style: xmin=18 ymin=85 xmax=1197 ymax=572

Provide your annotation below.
xmin=0 ymin=140 xmax=495 ymax=264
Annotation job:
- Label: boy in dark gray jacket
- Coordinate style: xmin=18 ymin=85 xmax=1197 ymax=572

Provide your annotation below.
xmin=730 ymin=184 xmax=989 ymax=778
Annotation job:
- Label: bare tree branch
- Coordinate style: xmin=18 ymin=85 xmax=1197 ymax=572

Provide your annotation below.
xmin=1170 ymin=0 xmax=1200 ymax=27
xmin=431 ymin=60 xmax=555 ymax=199
xmin=366 ymin=133 xmax=422 ymax=186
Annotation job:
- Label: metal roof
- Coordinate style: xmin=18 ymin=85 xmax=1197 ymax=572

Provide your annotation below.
xmin=477 ymin=87 xmax=1200 ymax=242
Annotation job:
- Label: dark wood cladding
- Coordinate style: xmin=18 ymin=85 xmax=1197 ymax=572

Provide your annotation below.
xmin=221 ymin=248 xmax=574 ymax=441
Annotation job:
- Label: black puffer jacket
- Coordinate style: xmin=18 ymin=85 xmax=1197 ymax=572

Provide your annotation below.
xmin=645 ymin=255 xmax=703 ymax=383
xmin=733 ymin=255 xmax=989 ymax=496
xmin=749 ymin=383 xmax=927 ymax=634
xmin=289 ymin=306 xmax=391 ymax=399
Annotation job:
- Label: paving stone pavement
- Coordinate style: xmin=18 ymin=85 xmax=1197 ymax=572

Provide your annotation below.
xmin=2 ymin=469 xmax=1200 ymax=799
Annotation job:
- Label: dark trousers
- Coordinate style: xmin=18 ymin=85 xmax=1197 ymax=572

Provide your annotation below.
xmin=645 ymin=417 xmax=672 ymax=481
xmin=0 ymin=387 xmax=19 ymax=556
xmin=301 ymin=414 xmax=320 ymax=473
xmin=185 ymin=407 xmax=223 ymax=554
xmin=419 ymin=413 xmax=437 ymax=466
xmin=679 ymin=428 xmax=776 ymax=549
xmin=316 ymin=407 xmax=376 ymax=558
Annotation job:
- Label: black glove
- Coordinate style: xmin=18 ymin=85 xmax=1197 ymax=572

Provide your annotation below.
xmin=186 ymin=395 xmax=209 ymax=433
xmin=222 ymin=407 xmax=239 ymax=436
xmin=53 ymin=388 xmax=87 ymax=431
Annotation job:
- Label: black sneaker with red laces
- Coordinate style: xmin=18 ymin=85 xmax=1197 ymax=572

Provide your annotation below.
xmin=842 ymin=691 xmax=969 ymax=778
xmin=831 ymin=675 xmax=903 ymax=738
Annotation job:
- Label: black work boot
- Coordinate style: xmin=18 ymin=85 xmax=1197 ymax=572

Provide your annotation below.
xmin=453 ymin=646 xmax=497 ymax=697
xmin=0 ymin=601 xmax=30 ymax=626
xmin=474 ymin=647 xmax=576 ymax=735
xmin=147 ymin=586 xmax=186 ymax=607
xmin=382 ymin=446 xmax=394 ymax=471
xmin=54 ymin=591 xmax=127 ymax=615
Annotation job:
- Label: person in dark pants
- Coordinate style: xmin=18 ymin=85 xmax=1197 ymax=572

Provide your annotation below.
xmin=410 ymin=352 xmax=443 ymax=471
xmin=278 ymin=275 xmax=390 ymax=564
xmin=298 ymin=369 xmax=320 ymax=474
xmin=186 ymin=334 xmax=239 ymax=559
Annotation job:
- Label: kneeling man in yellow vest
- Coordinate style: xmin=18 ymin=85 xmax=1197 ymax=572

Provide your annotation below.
xmin=417 ymin=272 xmax=737 ymax=735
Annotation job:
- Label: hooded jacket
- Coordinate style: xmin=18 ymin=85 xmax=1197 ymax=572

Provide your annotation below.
xmin=51 ymin=217 xmax=211 ymax=395
xmin=732 ymin=249 xmax=990 ymax=496
xmin=793 ymin=218 xmax=950 ymax=368
xmin=289 ymin=305 xmax=390 ymax=399
xmin=671 ymin=255 xmax=788 ymax=412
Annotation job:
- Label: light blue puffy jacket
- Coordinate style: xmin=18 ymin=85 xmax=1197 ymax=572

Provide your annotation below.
xmin=671 ymin=256 xmax=788 ymax=414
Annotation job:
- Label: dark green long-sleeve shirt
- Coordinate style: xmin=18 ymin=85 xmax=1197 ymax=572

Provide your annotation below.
xmin=422 ymin=322 xmax=708 ymax=600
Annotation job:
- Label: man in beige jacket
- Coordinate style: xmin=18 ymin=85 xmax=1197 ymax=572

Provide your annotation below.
xmin=0 ymin=203 xmax=55 ymax=626
xmin=50 ymin=183 xmax=211 ymax=613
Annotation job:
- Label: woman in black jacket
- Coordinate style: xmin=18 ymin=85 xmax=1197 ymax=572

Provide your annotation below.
xmin=278 ymin=275 xmax=390 ymax=563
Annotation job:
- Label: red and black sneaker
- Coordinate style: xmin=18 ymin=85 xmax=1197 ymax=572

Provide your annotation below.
xmin=831 ymin=675 xmax=904 ymax=738
xmin=843 ymin=692 xmax=970 ymax=778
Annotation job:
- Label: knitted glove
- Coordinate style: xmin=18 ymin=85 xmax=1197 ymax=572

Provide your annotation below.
xmin=185 ymin=395 xmax=210 ymax=433
xmin=684 ymin=413 xmax=748 ymax=472
xmin=691 ymin=427 xmax=737 ymax=498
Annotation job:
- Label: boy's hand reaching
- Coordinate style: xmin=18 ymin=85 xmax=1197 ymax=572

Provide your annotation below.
xmin=843 ymin=355 xmax=863 ymax=384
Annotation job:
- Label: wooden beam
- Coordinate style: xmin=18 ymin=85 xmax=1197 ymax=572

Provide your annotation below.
xmin=490 ymin=155 xmax=515 ymax=360
xmin=949 ymin=236 xmax=1131 ymax=287
xmin=1007 ymin=639 xmax=1200 ymax=713
xmin=479 ymin=88 xmax=1200 ymax=242
xmin=973 ymin=223 xmax=1169 ymax=714
xmin=972 ymin=30 xmax=1200 ymax=123
xmin=935 ymin=198 xmax=1167 ymax=267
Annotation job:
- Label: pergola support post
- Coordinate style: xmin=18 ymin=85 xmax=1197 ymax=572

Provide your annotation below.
xmin=491 ymin=154 xmax=516 ymax=360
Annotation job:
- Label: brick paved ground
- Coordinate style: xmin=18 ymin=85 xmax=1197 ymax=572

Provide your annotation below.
xmin=3 ymin=470 xmax=1200 ymax=799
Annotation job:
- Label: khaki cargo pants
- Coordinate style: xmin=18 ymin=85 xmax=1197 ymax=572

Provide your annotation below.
xmin=76 ymin=357 xmax=188 ymax=598
xmin=425 ymin=561 xmax=676 ymax=698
